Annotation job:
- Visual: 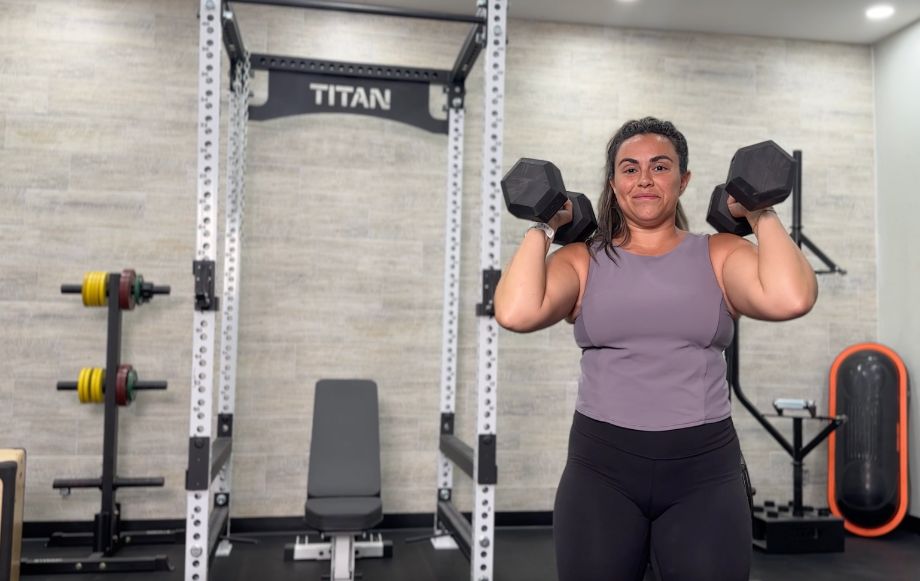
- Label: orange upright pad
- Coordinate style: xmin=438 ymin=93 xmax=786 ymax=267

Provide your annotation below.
xmin=0 ymin=448 xmax=26 ymax=581
xmin=827 ymin=343 xmax=909 ymax=537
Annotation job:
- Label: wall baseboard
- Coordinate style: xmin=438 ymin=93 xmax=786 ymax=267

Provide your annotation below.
xmin=24 ymin=512 xmax=917 ymax=539
xmin=902 ymin=515 xmax=920 ymax=533
xmin=23 ymin=511 xmax=554 ymax=539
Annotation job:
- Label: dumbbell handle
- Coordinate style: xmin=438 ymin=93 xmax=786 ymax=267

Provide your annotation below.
xmin=57 ymin=380 xmax=168 ymax=390
xmin=61 ymin=283 xmax=171 ymax=294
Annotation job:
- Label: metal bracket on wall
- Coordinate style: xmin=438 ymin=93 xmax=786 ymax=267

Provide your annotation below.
xmin=476 ymin=269 xmax=501 ymax=317
xmin=193 ymin=260 xmax=219 ymax=312
xmin=791 ymin=150 xmax=846 ymax=275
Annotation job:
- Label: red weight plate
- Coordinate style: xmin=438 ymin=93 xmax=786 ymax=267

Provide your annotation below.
xmin=116 ymin=364 xmax=132 ymax=407
xmin=119 ymin=269 xmax=136 ymax=310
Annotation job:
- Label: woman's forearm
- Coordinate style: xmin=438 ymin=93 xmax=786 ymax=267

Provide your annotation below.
xmin=749 ymin=209 xmax=818 ymax=314
xmin=494 ymin=228 xmax=552 ymax=327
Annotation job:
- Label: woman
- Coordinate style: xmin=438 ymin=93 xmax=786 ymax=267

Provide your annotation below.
xmin=494 ymin=117 xmax=817 ymax=580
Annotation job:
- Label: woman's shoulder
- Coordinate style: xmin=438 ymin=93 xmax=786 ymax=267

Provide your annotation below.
xmin=548 ymin=240 xmax=591 ymax=283
xmin=707 ymin=231 xmax=754 ymax=257
xmin=551 ymin=240 xmax=591 ymax=265
xmin=706 ymin=232 xmax=754 ymax=315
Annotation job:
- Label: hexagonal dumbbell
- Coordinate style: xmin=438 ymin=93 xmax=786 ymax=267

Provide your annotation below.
xmin=706 ymin=140 xmax=795 ymax=235
xmin=707 ymin=184 xmax=753 ymax=237
xmin=500 ymin=158 xmax=597 ymax=245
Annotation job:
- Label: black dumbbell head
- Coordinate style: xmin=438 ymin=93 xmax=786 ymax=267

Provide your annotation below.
xmin=554 ymin=192 xmax=598 ymax=245
xmin=501 ymin=158 xmax=567 ymax=223
xmin=706 ymin=184 xmax=753 ymax=237
xmin=725 ymin=140 xmax=795 ymax=211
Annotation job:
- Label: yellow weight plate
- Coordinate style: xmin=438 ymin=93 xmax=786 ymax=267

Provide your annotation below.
xmin=80 ymin=367 xmax=93 ymax=404
xmin=90 ymin=272 xmax=103 ymax=307
xmin=92 ymin=368 xmax=103 ymax=403
xmin=81 ymin=273 xmax=93 ymax=307
xmin=97 ymin=368 xmax=104 ymax=403
xmin=77 ymin=367 xmax=89 ymax=404
xmin=96 ymin=272 xmax=107 ymax=307
xmin=86 ymin=367 xmax=94 ymax=404
xmin=85 ymin=367 xmax=93 ymax=403
xmin=86 ymin=272 xmax=103 ymax=307
xmin=87 ymin=273 xmax=99 ymax=307
xmin=97 ymin=368 xmax=106 ymax=403
xmin=87 ymin=367 xmax=97 ymax=403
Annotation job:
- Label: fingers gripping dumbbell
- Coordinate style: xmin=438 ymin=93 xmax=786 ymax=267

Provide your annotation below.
xmin=62 ymin=270 xmax=171 ymax=309
xmin=706 ymin=140 xmax=796 ymax=236
xmin=500 ymin=158 xmax=597 ymax=245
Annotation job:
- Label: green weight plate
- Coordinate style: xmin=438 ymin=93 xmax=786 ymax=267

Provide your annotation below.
xmin=127 ymin=368 xmax=137 ymax=402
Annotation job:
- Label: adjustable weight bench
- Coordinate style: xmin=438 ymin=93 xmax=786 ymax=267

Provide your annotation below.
xmin=285 ymin=379 xmax=393 ymax=580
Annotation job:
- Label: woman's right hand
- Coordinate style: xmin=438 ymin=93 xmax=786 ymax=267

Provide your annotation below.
xmin=547 ymin=199 xmax=574 ymax=232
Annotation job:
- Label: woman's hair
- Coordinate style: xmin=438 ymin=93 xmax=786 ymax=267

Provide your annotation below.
xmin=587 ymin=116 xmax=690 ymax=261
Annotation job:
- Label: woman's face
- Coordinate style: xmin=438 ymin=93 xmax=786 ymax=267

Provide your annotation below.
xmin=610 ymin=133 xmax=691 ymax=230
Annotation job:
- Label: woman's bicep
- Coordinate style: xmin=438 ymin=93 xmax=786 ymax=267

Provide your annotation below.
xmin=722 ymin=242 xmax=792 ymax=321
xmin=505 ymin=250 xmax=581 ymax=333
xmin=540 ymin=253 xmax=582 ymax=327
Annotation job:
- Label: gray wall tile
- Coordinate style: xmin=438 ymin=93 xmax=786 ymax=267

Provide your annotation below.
xmin=0 ymin=1 xmax=876 ymax=521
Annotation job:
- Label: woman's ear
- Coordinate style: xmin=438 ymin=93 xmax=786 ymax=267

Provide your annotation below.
xmin=679 ymin=170 xmax=692 ymax=195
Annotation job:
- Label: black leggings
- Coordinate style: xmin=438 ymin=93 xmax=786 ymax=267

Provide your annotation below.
xmin=553 ymin=412 xmax=752 ymax=581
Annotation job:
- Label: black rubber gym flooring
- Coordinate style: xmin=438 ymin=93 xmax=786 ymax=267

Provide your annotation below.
xmin=21 ymin=527 xmax=920 ymax=580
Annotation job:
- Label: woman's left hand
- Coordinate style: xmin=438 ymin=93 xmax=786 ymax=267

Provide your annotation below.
xmin=726 ymin=194 xmax=750 ymax=219
xmin=727 ymin=195 xmax=773 ymax=226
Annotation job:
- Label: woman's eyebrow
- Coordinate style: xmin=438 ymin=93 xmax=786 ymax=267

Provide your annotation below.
xmin=618 ymin=155 xmax=673 ymax=166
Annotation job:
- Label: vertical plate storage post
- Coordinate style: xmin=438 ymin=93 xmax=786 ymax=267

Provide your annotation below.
xmin=186 ymin=0 xmax=222 ymax=579
xmin=473 ymin=1 xmax=506 ymax=579
xmin=436 ymin=105 xmax=465 ymax=521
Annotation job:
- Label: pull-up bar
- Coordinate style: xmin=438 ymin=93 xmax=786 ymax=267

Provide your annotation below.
xmin=223 ymin=0 xmax=488 ymax=133
xmin=229 ymin=0 xmax=487 ymax=24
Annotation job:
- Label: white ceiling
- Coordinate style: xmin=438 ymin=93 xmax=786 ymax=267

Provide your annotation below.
xmin=385 ymin=0 xmax=920 ymax=45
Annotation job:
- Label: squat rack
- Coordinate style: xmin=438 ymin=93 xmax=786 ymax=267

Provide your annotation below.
xmin=187 ymin=1 xmax=507 ymax=580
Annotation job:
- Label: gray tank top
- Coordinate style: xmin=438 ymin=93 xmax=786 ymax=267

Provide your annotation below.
xmin=573 ymin=232 xmax=734 ymax=431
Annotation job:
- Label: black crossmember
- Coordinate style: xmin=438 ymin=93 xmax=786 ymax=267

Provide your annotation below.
xmin=20 ymin=555 xmax=172 ymax=575
xmin=249 ymin=54 xmax=452 ymax=133
xmin=436 ymin=500 xmax=471 ymax=560
xmin=440 ymin=434 xmax=473 ymax=478
xmin=219 ymin=0 xmax=487 ymax=131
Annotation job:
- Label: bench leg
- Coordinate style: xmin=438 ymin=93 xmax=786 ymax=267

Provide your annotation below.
xmin=330 ymin=534 xmax=355 ymax=581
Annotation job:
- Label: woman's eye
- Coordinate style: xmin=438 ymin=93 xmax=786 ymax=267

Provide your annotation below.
xmin=654 ymin=164 xmax=668 ymax=171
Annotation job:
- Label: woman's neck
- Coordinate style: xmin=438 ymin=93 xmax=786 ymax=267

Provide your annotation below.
xmin=616 ymin=226 xmax=684 ymax=253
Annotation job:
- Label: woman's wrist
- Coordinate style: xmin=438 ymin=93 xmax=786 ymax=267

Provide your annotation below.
xmin=747 ymin=207 xmax=777 ymax=233
xmin=527 ymin=222 xmax=555 ymax=241
xmin=525 ymin=223 xmax=554 ymax=252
